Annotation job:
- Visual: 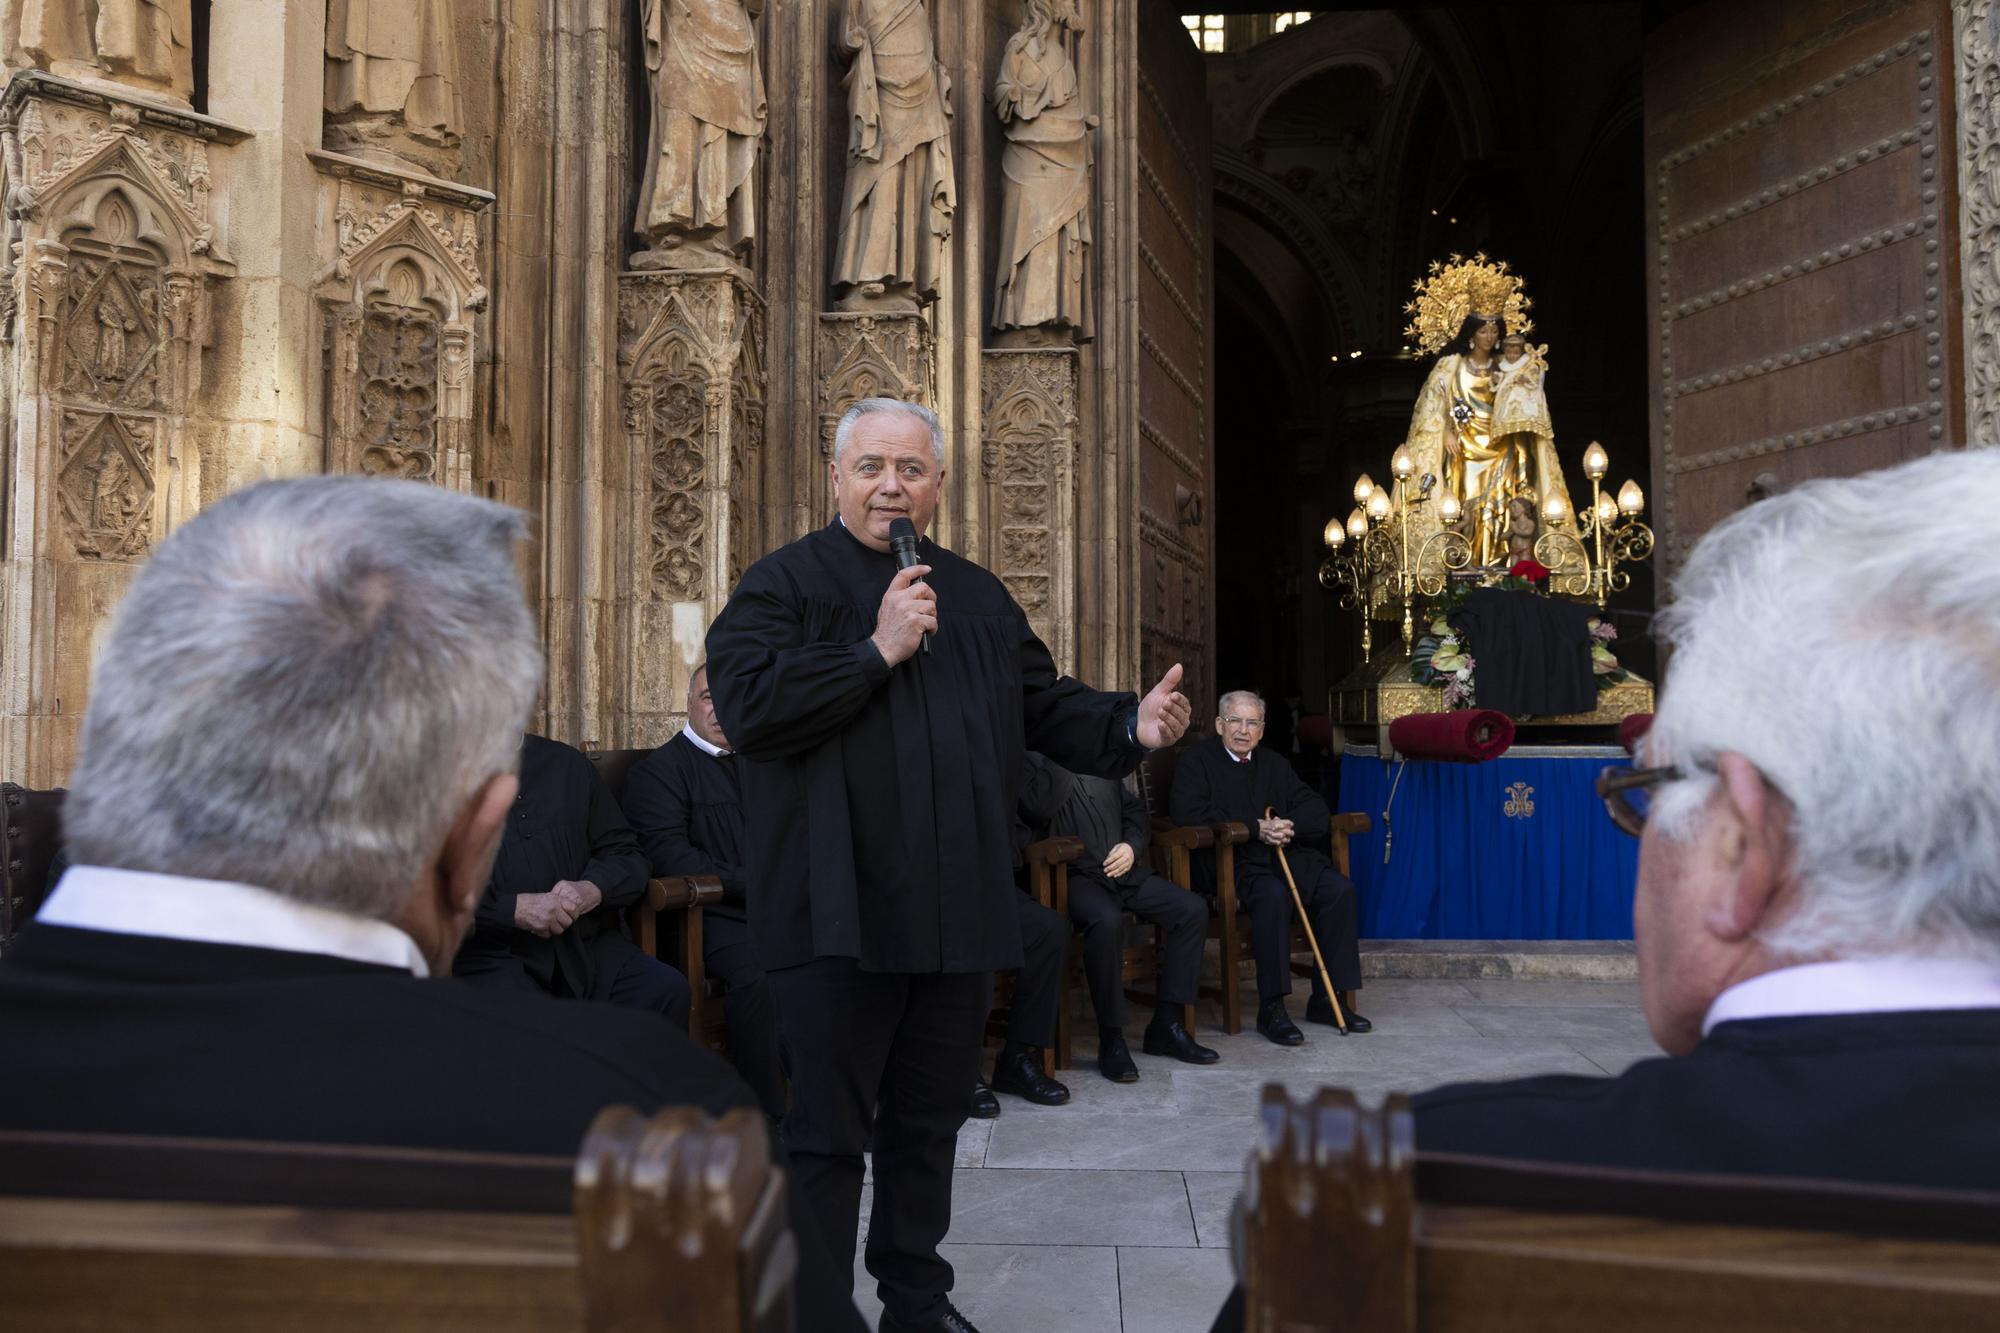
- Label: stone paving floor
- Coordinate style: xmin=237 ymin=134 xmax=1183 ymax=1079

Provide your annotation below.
xmin=850 ymin=972 xmax=1659 ymax=1332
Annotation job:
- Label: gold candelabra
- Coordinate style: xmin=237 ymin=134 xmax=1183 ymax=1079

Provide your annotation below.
xmin=1321 ymin=438 xmax=1651 ymax=654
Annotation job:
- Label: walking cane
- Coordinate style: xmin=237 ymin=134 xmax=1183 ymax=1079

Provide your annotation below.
xmin=1265 ymin=805 xmax=1348 ymax=1035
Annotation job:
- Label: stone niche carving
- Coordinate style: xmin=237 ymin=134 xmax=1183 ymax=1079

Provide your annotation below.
xmin=0 ymin=72 xmax=244 ymax=784
xmin=816 ymin=309 xmax=934 ymax=493
xmin=312 ymin=153 xmax=492 ymax=490
xmin=617 ymin=269 xmax=765 ymax=742
xmin=981 ymin=348 xmax=1078 ymax=670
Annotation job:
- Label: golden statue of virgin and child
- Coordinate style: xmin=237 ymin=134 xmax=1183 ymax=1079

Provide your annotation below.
xmin=1396 ymin=254 xmax=1577 ymax=569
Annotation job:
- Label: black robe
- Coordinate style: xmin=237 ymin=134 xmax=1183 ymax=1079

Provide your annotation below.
xmin=457 ymin=734 xmax=651 ymax=997
xmin=622 ymin=733 xmax=749 ymax=924
xmin=1168 ymin=734 xmax=1334 ymax=885
xmin=705 ymin=519 xmax=1141 ymax=974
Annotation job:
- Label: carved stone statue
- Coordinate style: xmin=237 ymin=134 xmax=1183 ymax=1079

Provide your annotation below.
xmin=324 ymin=0 xmax=464 ymax=177
xmin=991 ymin=0 xmax=1094 ymax=341
xmin=832 ymin=0 xmax=955 ymax=311
xmin=633 ymin=0 xmax=768 ymax=271
xmin=1 ymin=0 xmax=195 ymax=105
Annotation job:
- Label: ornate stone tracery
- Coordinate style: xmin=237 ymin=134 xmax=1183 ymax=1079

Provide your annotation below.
xmin=981 ymin=348 xmax=1078 ymax=668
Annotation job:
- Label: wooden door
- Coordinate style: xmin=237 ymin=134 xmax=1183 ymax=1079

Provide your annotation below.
xmin=1644 ymin=0 xmax=1961 ymax=569
xmin=1133 ymin=4 xmax=1217 ymax=714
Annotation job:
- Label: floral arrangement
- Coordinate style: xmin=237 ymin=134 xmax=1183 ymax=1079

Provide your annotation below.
xmin=1410 ymin=585 xmax=1629 ymax=709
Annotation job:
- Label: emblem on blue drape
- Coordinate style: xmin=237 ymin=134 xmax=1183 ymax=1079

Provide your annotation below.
xmin=1503 ymin=781 xmax=1536 ymax=819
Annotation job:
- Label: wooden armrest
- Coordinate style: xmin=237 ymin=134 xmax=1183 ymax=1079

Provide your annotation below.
xmin=1025 ymin=835 xmax=1085 ymax=868
xmin=1211 ymin=822 xmax=1252 ymax=846
xmin=1153 ymin=824 xmax=1216 ymax=851
xmin=1331 ymin=812 xmax=1372 ymax=836
xmin=646 ymin=875 xmax=727 ymax=912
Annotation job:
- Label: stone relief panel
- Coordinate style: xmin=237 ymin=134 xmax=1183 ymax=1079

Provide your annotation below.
xmin=57 ymin=410 xmax=153 ymax=559
xmin=1955 ymin=1 xmax=2000 ymax=441
xmin=981 ymin=348 xmax=1077 ymax=669
xmin=815 ymin=312 xmax=934 ymax=525
xmin=314 ymin=160 xmax=491 ymax=491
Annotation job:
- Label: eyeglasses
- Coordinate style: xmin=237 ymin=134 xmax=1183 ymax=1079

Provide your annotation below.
xmin=1595 ymin=765 xmax=1683 ymax=837
xmin=1220 ymin=716 xmax=1265 ymax=730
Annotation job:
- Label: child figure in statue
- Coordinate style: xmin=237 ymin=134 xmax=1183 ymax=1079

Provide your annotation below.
xmin=1492 ymin=334 xmax=1551 ymax=442
xmin=1506 ymin=490 xmax=1540 ymax=567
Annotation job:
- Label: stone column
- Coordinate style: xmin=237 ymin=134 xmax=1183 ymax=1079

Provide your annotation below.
xmin=1953 ymin=1 xmax=2000 ymax=442
xmin=981 ymin=347 xmax=1079 ymax=672
xmin=615 ymin=269 xmax=766 ymax=745
xmin=0 ymin=74 xmax=246 ymax=783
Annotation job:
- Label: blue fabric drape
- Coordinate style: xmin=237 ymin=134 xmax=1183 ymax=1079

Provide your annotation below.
xmin=1336 ymin=751 xmax=1637 ymax=940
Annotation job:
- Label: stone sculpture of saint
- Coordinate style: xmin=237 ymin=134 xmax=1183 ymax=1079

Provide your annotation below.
xmin=832 ymin=0 xmax=956 ymax=311
xmin=991 ymin=0 xmax=1094 ymax=341
xmin=1 ymin=0 xmax=194 ymax=104
xmin=633 ymin=0 xmax=768 ymax=271
xmin=324 ymin=0 xmax=464 ymax=176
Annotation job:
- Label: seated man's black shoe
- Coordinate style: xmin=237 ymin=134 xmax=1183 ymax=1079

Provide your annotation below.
xmin=991 ymin=1046 xmax=1071 ymax=1105
xmin=1142 ymin=1017 xmax=1221 ymax=1064
xmin=968 ymin=1078 xmax=1001 ymax=1119
xmin=1256 ymin=999 xmax=1304 ymax=1046
xmin=880 ymin=1300 xmax=983 ymax=1333
xmin=1098 ymin=1029 xmax=1141 ymax=1083
xmin=1305 ymin=991 xmax=1372 ymax=1034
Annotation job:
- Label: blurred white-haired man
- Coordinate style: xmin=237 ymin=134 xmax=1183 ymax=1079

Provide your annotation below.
xmin=0 ymin=476 xmax=865 ymax=1325
xmin=1415 ymin=450 xmax=2000 ymax=1189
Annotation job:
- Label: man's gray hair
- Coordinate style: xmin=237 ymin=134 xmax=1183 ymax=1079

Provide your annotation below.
xmin=64 ymin=477 xmax=544 ymax=922
xmin=833 ymin=397 xmax=945 ymax=467
xmin=1218 ymin=690 xmax=1266 ymax=719
xmin=1646 ymin=449 xmax=2000 ymax=961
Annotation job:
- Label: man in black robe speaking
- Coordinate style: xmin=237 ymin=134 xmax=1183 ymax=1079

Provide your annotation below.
xmin=705 ymin=396 xmax=1191 ymax=1333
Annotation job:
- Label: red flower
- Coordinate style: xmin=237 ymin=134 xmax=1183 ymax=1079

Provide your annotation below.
xmin=1508 ymin=558 xmax=1551 ymax=582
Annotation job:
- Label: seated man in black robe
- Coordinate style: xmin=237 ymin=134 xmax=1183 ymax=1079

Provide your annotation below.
xmin=0 ymin=476 xmax=863 ymax=1329
xmin=1170 ymin=690 xmax=1369 ymax=1044
xmin=622 ymin=664 xmax=787 ymax=1119
xmin=1021 ymin=750 xmax=1217 ymax=1081
xmin=454 ymin=734 xmax=691 ymax=1029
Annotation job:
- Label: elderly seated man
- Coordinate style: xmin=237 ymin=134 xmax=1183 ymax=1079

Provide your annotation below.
xmin=1021 ymin=750 xmax=1217 ymax=1081
xmin=0 ymin=477 xmax=863 ymax=1328
xmin=1414 ymin=450 xmax=2000 ymax=1187
xmin=622 ymin=664 xmax=787 ymax=1119
xmin=454 ymin=733 xmax=691 ymax=1027
xmin=1170 ymin=691 xmax=1368 ymax=1043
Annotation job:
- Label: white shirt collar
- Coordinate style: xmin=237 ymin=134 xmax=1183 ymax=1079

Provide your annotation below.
xmin=1702 ymin=956 xmax=2000 ymax=1036
xmin=36 ymin=865 xmax=430 ymax=977
xmin=681 ymin=722 xmax=730 ymax=758
xmin=1224 ymin=745 xmax=1253 ymax=764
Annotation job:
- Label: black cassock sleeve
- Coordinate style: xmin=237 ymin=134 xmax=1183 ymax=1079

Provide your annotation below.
xmin=579 ymin=765 xmax=650 ymax=911
xmin=705 ymin=562 xmax=891 ymax=762
xmin=624 ymin=752 xmax=751 ymax=905
xmin=1017 ymin=610 xmax=1140 ymax=781
xmin=1169 ymin=747 xmax=1232 ymax=827
xmin=472 ymin=881 xmax=518 ymax=934
xmin=1275 ymin=756 xmax=1330 ymax=843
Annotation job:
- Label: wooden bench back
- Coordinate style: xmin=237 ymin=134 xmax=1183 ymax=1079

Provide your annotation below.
xmin=1 ymin=782 xmax=65 ymax=954
xmin=0 ymin=1106 xmax=796 ymax=1333
xmin=1243 ymin=1086 xmax=2000 ymax=1332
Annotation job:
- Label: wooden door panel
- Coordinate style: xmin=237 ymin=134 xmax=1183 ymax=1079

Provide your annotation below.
xmin=1645 ymin=0 xmax=1958 ymax=567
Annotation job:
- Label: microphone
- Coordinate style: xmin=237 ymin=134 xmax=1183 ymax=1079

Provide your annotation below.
xmin=887 ymin=516 xmax=930 ymax=655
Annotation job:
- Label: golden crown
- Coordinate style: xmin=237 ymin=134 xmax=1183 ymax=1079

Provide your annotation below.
xmin=1402 ymin=252 xmax=1534 ymax=356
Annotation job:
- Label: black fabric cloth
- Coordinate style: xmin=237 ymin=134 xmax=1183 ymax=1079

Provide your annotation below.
xmin=1169 ymin=736 xmax=1359 ymax=1003
xmin=1020 ymin=751 xmax=1148 ymax=886
xmin=1415 ymin=1009 xmax=2000 ymax=1189
xmin=1446 ymin=586 xmax=1597 ymax=717
xmin=1068 ymin=872 xmax=1205 ymax=1024
xmin=453 ymin=935 xmax=691 ymax=1028
xmin=704 ymin=519 xmax=1143 ymax=976
xmin=1005 ymin=889 xmax=1068 ymax=1049
xmin=454 ymin=734 xmax=657 ymax=1002
xmin=767 ymin=958 xmax=988 ymax=1327
xmin=622 ymin=733 xmax=786 ymax=1116
xmin=0 ymin=922 xmax=864 ymax=1330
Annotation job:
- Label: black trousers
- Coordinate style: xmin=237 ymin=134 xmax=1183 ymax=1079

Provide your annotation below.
xmin=454 ymin=933 xmax=692 ymax=1028
xmin=1068 ymin=870 xmax=1206 ymax=1026
xmin=1235 ymin=864 xmax=1362 ymax=1003
xmin=768 ymin=958 xmax=987 ymax=1326
xmin=1003 ymin=890 xmax=1069 ymax=1050
xmin=705 ymin=913 xmax=787 ymax=1121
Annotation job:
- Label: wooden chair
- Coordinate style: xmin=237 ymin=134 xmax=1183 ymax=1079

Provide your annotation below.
xmin=1 ymin=782 xmax=66 ymax=957
xmin=1137 ymin=749 xmax=1371 ymax=1036
xmin=986 ymin=834 xmax=1084 ymax=1078
xmin=0 ymin=1106 xmax=795 ymax=1332
xmin=1240 ymin=1085 xmax=2000 ymax=1331
xmin=585 ymin=747 xmax=726 ymax=1048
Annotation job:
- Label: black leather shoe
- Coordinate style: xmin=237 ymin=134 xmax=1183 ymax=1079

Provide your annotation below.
xmin=968 ymin=1078 xmax=1001 ymax=1119
xmin=1305 ymin=992 xmax=1371 ymax=1034
xmin=1143 ymin=1018 xmax=1221 ymax=1064
xmin=1256 ymin=1000 xmax=1304 ymax=1046
xmin=991 ymin=1048 xmax=1071 ymax=1105
xmin=1098 ymin=1030 xmax=1140 ymax=1082
xmin=880 ymin=1301 xmax=983 ymax=1333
